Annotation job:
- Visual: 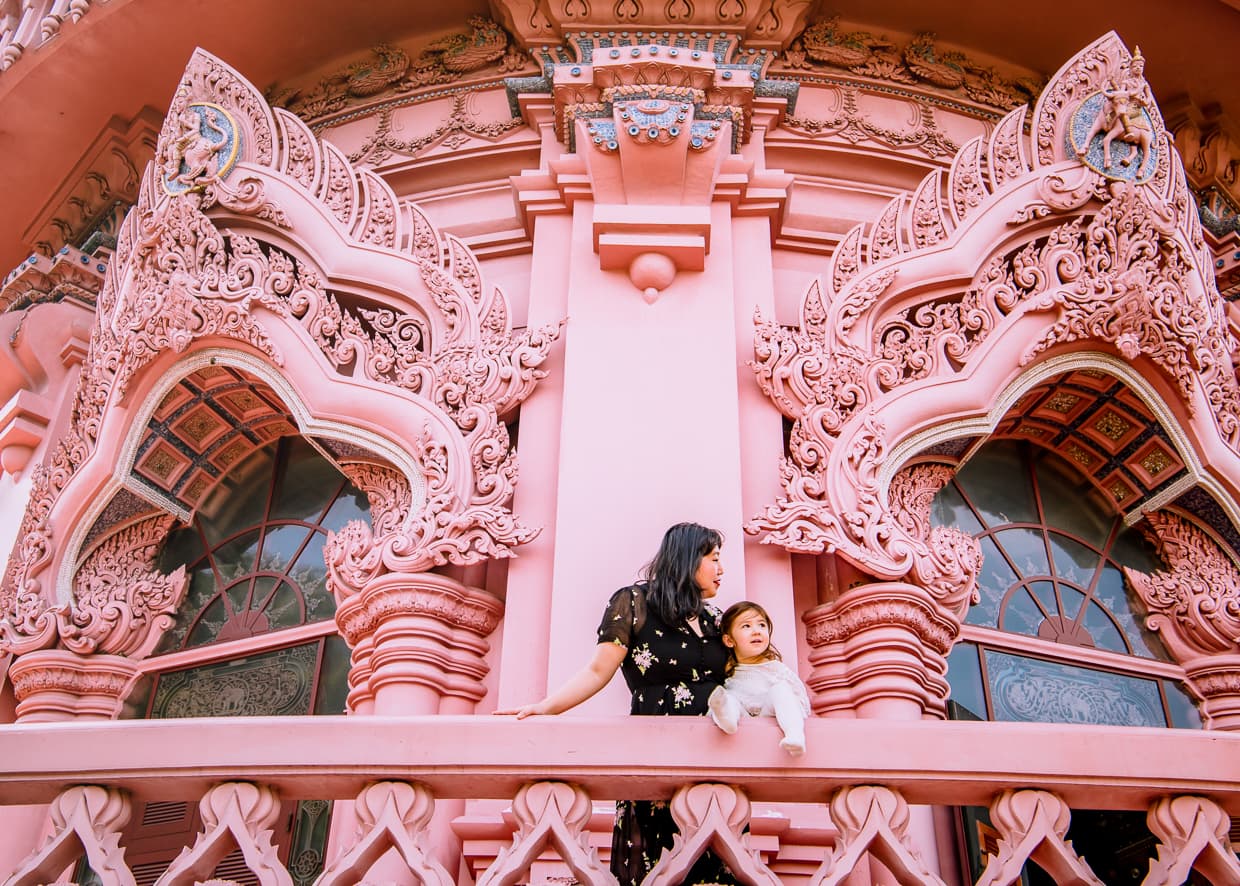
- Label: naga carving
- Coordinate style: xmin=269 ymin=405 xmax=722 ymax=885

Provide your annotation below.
xmin=750 ymin=34 xmax=1238 ymax=590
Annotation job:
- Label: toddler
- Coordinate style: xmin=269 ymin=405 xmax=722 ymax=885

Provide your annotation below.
xmin=708 ymin=601 xmax=810 ymax=755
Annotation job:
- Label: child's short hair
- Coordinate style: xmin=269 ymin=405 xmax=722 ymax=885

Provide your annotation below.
xmin=719 ymin=600 xmax=782 ymax=676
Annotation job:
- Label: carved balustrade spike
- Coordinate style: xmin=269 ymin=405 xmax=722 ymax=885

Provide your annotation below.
xmin=749 ymin=33 xmax=1238 ymax=595
xmin=975 ymin=790 xmax=1103 ymax=886
xmin=158 ymin=782 xmax=291 ymax=886
xmin=0 ymin=48 xmax=561 ymax=660
xmin=477 ymin=782 xmax=616 ymax=886
xmin=644 ymin=783 xmax=780 ymax=886
xmin=6 ymin=785 xmax=136 ymax=886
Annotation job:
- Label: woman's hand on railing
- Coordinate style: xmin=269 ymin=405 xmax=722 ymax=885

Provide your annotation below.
xmin=493 ymin=701 xmax=551 ymax=719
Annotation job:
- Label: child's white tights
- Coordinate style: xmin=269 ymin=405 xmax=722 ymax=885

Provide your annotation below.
xmin=709 ymin=681 xmax=806 ymax=756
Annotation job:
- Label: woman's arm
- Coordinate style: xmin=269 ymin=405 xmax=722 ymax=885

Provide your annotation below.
xmin=496 ymin=641 xmax=628 ymax=718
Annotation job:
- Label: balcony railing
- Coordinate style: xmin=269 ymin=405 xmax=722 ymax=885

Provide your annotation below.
xmin=2 ymin=716 xmax=1239 ymax=884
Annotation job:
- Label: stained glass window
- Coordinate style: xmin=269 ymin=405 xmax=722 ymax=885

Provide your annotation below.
xmin=155 ymin=436 xmax=368 ymax=653
xmin=937 ymin=440 xmax=1202 ymax=730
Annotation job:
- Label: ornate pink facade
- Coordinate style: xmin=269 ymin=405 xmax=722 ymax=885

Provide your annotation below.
xmin=2 ymin=1 xmax=1240 ymax=883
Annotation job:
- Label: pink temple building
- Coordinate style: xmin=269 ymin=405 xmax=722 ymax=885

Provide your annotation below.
xmin=4 ymin=0 xmax=1240 ymax=882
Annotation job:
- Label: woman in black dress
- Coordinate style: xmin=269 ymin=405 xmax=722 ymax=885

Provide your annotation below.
xmin=502 ymin=522 xmax=737 ymax=885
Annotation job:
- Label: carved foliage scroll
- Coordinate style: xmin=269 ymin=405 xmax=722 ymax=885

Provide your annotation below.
xmin=750 ymin=34 xmax=1237 ymax=587
xmin=1 ymin=48 xmax=562 ymax=651
xmin=1124 ymin=511 xmax=1240 ymax=661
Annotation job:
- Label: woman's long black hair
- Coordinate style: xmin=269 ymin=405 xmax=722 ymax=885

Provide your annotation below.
xmin=640 ymin=522 xmax=724 ymax=626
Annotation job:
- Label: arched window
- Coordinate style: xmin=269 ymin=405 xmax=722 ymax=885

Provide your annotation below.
xmin=109 ymin=436 xmax=367 ymax=884
xmin=934 ymin=440 xmax=1201 ymax=730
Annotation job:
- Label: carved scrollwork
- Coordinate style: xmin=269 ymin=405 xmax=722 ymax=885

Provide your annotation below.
xmin=1124 ymin=511 xmax=1240 ymax=661
xmin=56 ymin=514 xmax=188 ymax=658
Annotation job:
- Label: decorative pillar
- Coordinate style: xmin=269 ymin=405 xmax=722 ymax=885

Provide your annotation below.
xmin=1 ymin=513 xmax=186 ymax=722
xmin=334 ymin=570 xmax=504 ymax=716
xmin=1124 ymin=510 xmax=1240 ymax=730
xmin=800 ymin=464 xmax=981 ymax=720
xmin=506 ymin=27 xmax=795 ymax=711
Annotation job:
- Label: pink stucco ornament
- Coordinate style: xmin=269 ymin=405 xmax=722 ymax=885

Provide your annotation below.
xmin=629 ymin=252 xmax=677 ymax=302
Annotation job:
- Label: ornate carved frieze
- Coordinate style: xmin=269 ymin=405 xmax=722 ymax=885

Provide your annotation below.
xmin=750 ymin=34 xmax=1238 ymax=585
xmin=491 ymin=0 xmax=816 ymax=50
xmin=779 ymin=17 xmax=1042 ymax=114
xmin=268 ymin=20 xmax=532 ymax=124
xmin=0 ymin=245 xmax=106 ymax=313
xmin=1 ymin=49 xmax=560 ymax=661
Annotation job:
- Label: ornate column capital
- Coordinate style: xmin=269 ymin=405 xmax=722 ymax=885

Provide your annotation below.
xmin=802 ymin=581 xmax=961 ymax=719
xmin=508 ymin=30 xmax=794 ymax=300
xmin=1125 ymin=510 xmax=1240 ymax=730
xmin=7 ymin=648 xmax=139 ymax=722
xmin=335 ymin=570 xmax=504 ymax=714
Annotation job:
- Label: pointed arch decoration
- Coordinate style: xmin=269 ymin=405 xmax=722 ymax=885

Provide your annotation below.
xmin=974 ymin=790 xmax=1103 ymax=886
xmin=0 ymin=49 xmax=561 ymax=664
xmin=476 ymin=782 xmax=617 ymax=886
xmin=749 ymin=32 xmax=1240 ymax=602
xmin=6 ymin=785 xmax=137 ymax=886
xmin=316 ymin=781 xmax=455 ymax=886
xmin=157 ymin=782 xmax=291 ymax=886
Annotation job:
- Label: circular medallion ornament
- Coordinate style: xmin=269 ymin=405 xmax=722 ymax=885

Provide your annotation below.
xmin=1068 ymin=90 xmax=1158 ymax=183
xmin=161 ymin=102 xmax=240 ymax=195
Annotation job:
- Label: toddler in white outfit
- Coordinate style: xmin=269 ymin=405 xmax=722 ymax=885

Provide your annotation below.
xmin=708 ymin=601 xmax=810 ymax=755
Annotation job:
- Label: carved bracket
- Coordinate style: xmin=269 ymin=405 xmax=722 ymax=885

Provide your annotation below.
xmin=975 ymin=790 xmax=1103 ymax=886
xmin=477 ymin=781 xmax=616 ymax=886
xmin=6 ymin=785 xmax=136 ymax=886
xmin=160 ymin=782 xmax=291 ymax=886
xmin=644 ymin=783 xmax=779 ymax=886
xmin=810 ymin=785 xmax=945 ymax=885
xmin=317 ymin=781 xmax=454 ymax=885
xmin=1144 ymin=795 xmax=1240 ymax=885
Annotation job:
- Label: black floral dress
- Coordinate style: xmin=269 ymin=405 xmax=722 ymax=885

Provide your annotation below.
xmin=597 ymin=584 xmax=738 ymax=886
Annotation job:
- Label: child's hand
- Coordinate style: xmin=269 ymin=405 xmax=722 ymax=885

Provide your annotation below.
xmin=493 ymin=701 xmax=550 ymax=719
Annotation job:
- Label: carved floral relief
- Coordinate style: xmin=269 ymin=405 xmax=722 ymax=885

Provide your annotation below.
xmin=0 ymin=48 xmax=561 ymax=658
xmin=750 ymin=33 xmax=1238 ymax=596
